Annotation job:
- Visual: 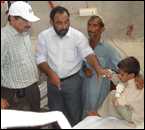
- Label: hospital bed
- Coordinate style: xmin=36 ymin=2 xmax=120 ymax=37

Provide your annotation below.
xmin=1 ymin=110 xmax=144 ymax=129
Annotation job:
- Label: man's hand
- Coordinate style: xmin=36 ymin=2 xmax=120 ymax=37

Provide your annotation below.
xmin=48 ymin=72 xmax=61 ymax=89
xmin=87 ymin=111 xmax=101 ymax=117
xmin=84 ymin=68 xmax=93 ymax=77
xmin=135 ymin=74 xmax=144 ymax=89
xmin=98 ymin=68 xmax=112 ymax=79
xmin=1 ymin=98 xmax=9 ymax=109
xmin=38 ymin=62 xmax=61 ymax=89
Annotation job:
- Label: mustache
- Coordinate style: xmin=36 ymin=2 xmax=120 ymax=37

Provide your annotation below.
xmin=59 ymin=29 xmax=68 ymax=32
xmin=54 ymin=27 xmax=69 ymax=38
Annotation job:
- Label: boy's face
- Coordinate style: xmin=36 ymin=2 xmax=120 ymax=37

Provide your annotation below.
xmin=117 ymin=69 xmax=134 ymax=83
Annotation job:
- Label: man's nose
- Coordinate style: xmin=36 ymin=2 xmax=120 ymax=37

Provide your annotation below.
xmin=61 ymin=23 xmax=68 ymax=30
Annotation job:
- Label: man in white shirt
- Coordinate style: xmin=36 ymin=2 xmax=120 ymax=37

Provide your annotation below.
xmin=36 ymin=6 xmax=109 ymax=126
xmin=1 ymin=1 xmax=40 ymax=111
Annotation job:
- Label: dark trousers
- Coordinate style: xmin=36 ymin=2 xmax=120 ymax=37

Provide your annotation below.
xmin=47 ymin=72 xmax=83 ymax=126
xmin=1 ymin=83 xmax=40 ymax=112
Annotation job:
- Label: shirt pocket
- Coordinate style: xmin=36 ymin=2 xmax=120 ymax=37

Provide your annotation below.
xmin=64 ymin=49 xmax=77 ymax=62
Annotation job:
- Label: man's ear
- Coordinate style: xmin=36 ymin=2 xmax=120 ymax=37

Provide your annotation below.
xmin=50 ymin=19 xmax=53 ymax=25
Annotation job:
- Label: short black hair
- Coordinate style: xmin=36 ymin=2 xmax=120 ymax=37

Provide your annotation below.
xmin=117 ymin=56 xmax=140 ymax=76
xmin=50 ymin=6 xmax=70 ymax=21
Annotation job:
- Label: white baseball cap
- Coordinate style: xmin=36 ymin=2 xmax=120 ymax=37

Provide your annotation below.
xmin=8 ymin=1 xmax=40 ymax=22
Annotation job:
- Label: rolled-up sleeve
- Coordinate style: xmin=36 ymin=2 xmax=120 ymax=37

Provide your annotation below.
xmin=77 ymin=33 xmax=94 ymax=59
xmin=36 ymin=34 xmax=48 ymax=65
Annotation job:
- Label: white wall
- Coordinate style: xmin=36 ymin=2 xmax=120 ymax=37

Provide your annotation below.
xmin=31 ymin=1 xmax=144 ymax=40
xmin=30 ymin=1 xmax=144 ymax=71
xmin=2 ymin=1 xmax=143 ymax=39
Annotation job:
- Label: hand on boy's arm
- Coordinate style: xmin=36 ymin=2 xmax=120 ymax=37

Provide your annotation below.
xmin=87 ymin=111 xmax=97 ymax=116
xmin=135 ymin=74 xmax=144 ymax=89
xmin=87 ymin=111 xmax=101 ymax=117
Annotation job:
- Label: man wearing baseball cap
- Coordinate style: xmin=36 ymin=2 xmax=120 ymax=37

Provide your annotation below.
xmin=1 ymin=1 xmax=40 ymax=112
xmin=8 ymin=1 xmax=40 ymax=22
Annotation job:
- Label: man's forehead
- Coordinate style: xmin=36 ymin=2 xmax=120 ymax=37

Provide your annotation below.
xmin=54 ymin=12 xmax=69 ymax=18
xmin=88 ymin=18 xmax=102 ymax=24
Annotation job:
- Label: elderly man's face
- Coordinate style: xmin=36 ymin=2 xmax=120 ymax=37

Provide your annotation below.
xmin=52 ymin=12 xmax=70 ymax=38
xmin=87 ymin=19 xmax=103 ymax=39
xmin=11 ymin=16 xmax=32 ymax=33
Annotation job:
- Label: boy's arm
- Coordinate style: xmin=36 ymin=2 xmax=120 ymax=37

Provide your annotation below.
xmin=112 ymin=95 xmax=133 ymax=122
xmin=115 ymin=105 xmax=133 ymax=122
xmin=112 ymin=93 xmax=127 ymax=107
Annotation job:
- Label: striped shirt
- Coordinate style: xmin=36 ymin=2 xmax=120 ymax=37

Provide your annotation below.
xmin=1 ymin=24 xmax=39 ymax=89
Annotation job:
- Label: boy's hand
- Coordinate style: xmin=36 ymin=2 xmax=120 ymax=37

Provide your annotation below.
xmin=112 ymin=97 xmax=119 ymax=107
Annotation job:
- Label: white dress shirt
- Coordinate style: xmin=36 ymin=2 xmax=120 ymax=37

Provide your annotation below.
xmin=36 ymin=26 xmax=94 ymax=78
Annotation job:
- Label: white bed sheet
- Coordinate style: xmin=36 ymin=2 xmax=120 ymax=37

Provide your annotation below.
xmin=1 ymin=110 xmax=72 ymax=129
xmin=73 ymin=116 xmax=144 ymax=129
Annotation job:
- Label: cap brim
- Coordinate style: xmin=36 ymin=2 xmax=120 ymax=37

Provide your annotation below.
xmin=24 ymin=14 xmax=40 ymax=22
